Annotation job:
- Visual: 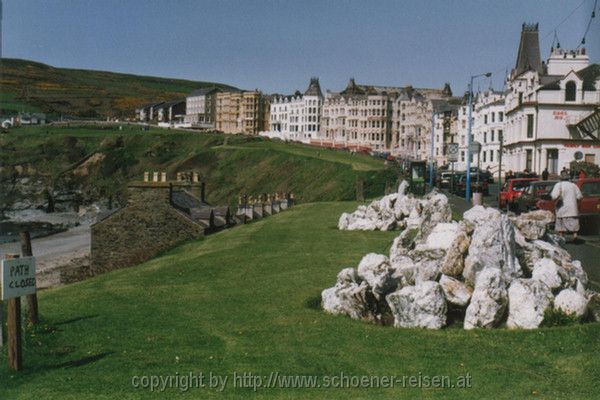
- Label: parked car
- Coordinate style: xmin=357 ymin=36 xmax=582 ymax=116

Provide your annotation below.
xmin=439 ymin=171 xmax=455 ymax=189
xmin=454 ymin=173 xmax=489 ymax=196
xmin=498 ymin=178 xmax=538 ymax=209
xmin=514 ymin=180 xmax=558 ymax=213
xmin=536 ymin=178 xmax=600 ymax=218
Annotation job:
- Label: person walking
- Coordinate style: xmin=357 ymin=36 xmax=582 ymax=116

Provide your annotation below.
xmin=551 ymin=174 xmax=583 ymax=241
xmin=542 ymin=168 xmax=549 ymax=181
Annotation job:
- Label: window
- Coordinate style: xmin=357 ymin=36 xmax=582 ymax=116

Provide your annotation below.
xmin=461 ymin=151 xmax=465 ymax=162
xmin=491 ymin=130 xmax=495 ymax=142
xmin=484 ymin=115 xmax=488 ymax=124
xmin=526 ymin=114 xmax=534 ymax=138
xmin=499 ymin=112 xmax=504 ymax=122
xmin=483 ymin=151 xmax=487 ymax=162
xmin=491 ymin=112 xmax=495 ymax=123
xmin=483 ymin=132 xmax=487 ymax=143
xmin=565 ymin=81 xmax=576 ymax=101
xmin=490 ymin=150 xmax=494 ymax=162
xmin=525 ymin=149 xmax=533 ymax=171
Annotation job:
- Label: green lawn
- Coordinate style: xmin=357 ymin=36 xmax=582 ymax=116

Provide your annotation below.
xmin=1 ymin=202 xmax=598 ymax=399
xmin=1 ymin=125 xmax=394 ymax=207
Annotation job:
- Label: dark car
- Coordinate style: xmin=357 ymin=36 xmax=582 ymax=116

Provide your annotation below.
xmin=454 ymin=173 xmax=489 ymax=196
xmin=514 ymin=180 xmax=558 ymax=213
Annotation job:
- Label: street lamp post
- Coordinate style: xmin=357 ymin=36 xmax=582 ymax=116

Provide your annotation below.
xmin=429 ymin=111 xmax=435 ymax=187
xmin=465 ymin=72 xmax=491 ymax=202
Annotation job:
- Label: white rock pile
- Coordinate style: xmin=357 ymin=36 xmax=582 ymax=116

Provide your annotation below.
xmin=338 ymin=180 xmax=452 ymax=234
xmin=323 ymin=188 xmax=598 ymax=330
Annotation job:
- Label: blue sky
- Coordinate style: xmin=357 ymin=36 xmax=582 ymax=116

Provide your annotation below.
xmin=3 ymin=0 xmax=599 ymax=95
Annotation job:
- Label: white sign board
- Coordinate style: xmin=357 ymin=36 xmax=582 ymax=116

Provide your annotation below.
xmin=447 ymin=143 xmax=459 ymax=162
xmin=469 ymin=141 xmax=482 ymax=154
xmin=1 ymin=257 xmax=36 ymax=300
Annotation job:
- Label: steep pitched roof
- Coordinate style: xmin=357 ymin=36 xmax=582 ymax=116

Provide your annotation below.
xmin=304 ymin=77 xmax=323 ymax=97
xmin=513 ymin=23 xmax=543 ymax=78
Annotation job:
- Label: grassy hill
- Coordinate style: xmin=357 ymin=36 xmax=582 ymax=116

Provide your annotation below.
xmin=0 ymin=202 xmax=598 ymax=399
xmin=0 ymin=124 xmax=395 ymax=210
xmin=0 ymin=58 xmax=237 ymax=118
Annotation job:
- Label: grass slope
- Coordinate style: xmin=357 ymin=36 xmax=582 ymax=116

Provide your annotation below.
xmin=1 ymin=124 xmax=393 ymax=207
xmin=0 ymin=58 xmax=236 ymax=118
xmin=1 ymin=202 xmax=598 ymax=399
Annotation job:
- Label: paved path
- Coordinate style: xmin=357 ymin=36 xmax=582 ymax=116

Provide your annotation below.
xmin=443 ymin=190 xmax=600 ymax=287
xmin=0 ymin=225 xmax=90 ymax=272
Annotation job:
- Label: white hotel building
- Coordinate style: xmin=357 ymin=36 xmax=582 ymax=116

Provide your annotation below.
xmin=504 ymin=24 xmax=600 ymax=175
xmin=318 ymin=79 xmax=453 ymax=156
xmin=261 ymin=78 xmax=323 ymax=143
xmin=473 ymin=90 xmax=505 ymax=172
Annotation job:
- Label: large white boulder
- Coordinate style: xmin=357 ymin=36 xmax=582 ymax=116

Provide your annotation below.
xmin=394 ymin=194 xmax=419 ymax=221
xmin=554 ymin=288 xmax=588 ymax=317
xmin=511 ymin=210 xmax=554 ymax=241
xmin=441 ymin=225 xmax=471 ymax=277
xmin=398 ymin=180 xmax=410 ymax=195
xmin=464 ymin=269 xmax=508 ymax=329
xmin=439 ymin=275 xmax=472 ymax=306
xmin=390 ymin=255 xmax=416 ymax=287
xmin=420 ymin=222 xmax=460 ymax=251
xmin=386 ymin=281 xmax=447 ymax=329
xmin=562 ymin=260 xmax=588 ymax=288
xmin=464 ymin=214 xmax=522 ymax=286
xmin=419 ymin=192 xmax=452 ymax=237
xmin=356 ymin=253 xmax=398 ymax=300
xmin=338 ymin=213 xmax=351 ymax=230
xmin=463 ymin=205 xmax=501 ymax=227
xmin=322 ymin=281 xmax=375 ymax=321
xmin=531 ymin=258 xmax=565 ymax=291
xmin=410 ymin=248 xmax=444 ymax=283
xmin=530 ymin=240 xmax=573 ymax=268
xmin=506 ymin=279 xmax=553 ymax=329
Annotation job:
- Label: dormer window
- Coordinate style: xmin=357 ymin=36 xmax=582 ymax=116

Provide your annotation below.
xmin=565 ymin=81 xmax=576 ymax=101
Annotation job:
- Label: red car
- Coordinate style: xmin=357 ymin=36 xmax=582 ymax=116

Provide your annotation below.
xmin=499 ymin=178 xmax=538 ymax=209
xmin=536 ymin=178 xmax=600 ymax=217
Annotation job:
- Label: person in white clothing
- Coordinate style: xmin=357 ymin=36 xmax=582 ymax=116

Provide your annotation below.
xmin=550 ymin=174 xmax=583 ymax=240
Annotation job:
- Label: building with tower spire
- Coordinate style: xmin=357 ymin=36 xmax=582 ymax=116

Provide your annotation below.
xmin=504 ymin=23 xmax=600 ymax=175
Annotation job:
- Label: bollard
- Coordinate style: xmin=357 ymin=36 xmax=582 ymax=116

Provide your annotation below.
xmin=356 ymin=177 xmax=364 ymax=202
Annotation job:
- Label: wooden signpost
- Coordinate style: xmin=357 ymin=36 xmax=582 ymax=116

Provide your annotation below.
xmin=2 ymin=253 xmax=37 ymax=371
xmin=20 ymin=231 xmax=39 ymax=325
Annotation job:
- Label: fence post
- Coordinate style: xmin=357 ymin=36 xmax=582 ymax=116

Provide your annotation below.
xmin=20 ymin=231 xmax=39 ymax=325
xmin=356 ymin=177 xmax=364 ymax=202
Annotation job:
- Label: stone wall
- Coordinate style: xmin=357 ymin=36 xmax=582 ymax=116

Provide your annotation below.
xmin=91 ymin=184 xmax=204 ymax=273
